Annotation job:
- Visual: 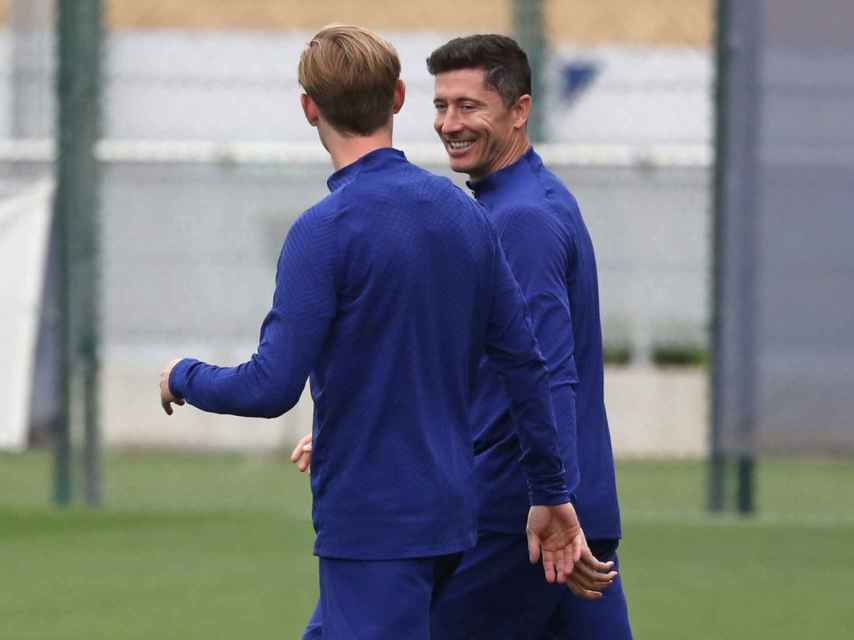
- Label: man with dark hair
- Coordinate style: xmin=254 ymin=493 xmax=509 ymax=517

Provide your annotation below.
xmin=159 ymin=25 xmax=586 ymax=640
xmin=426 ymin=33 xmax=633 ymax=639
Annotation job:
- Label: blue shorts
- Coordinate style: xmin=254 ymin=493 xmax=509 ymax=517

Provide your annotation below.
xmin=303 ymin=536 xmax=631 ymax=640
xmin=302 ymin=553 xmax=460 ymax=640
xmin=430 ymin=533 xmax=633 ymax=640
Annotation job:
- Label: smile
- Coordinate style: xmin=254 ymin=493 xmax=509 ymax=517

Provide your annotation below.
xmin=446 ymin=140 xmax=475 ymax=151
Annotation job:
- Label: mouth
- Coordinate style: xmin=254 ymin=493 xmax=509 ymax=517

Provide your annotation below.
xmin=444 ymin=138 xmax=476 ymax=156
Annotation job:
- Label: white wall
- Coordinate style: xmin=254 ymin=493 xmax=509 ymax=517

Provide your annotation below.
xmin=2 ymin=29 xmax=711 ymax=147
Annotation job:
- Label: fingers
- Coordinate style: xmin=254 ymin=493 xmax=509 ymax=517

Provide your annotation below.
xmin=571 ymin=563 xmax=617 ymax=592
xmin=555 ymin=545 xmax=571 ymax=584
xmin=290 ymin=435 xmax=313 ymax=473
xmin=540 ymin=547 xmax=557 ymax=584
xmin=567 ymin=561 xmax=614 ymax=599
xmin=572 ymin=532 xmax=584 ymax=564
xmin=293 ymin=451 xmax=310 ymax=472
xmin=296 ymin=451 xmax=311 ymax=473
xmin=290 ymin=442 xmax=303 ymax=462
xmin=290 ymin=434 xmax=312 ymax=461
xmin=580 ymin=547 xmax=616 ymax=573
xmin=573 ymin=561 xmax=618 ymax=587
xmin=161 ymin=398 xmax=184 ymax=415
xmin=566 ymin=577 xmax=605 ymax=601
xmin=159 ymin=360 xmax=183 ymax=416
xmin=578 ymin=549 xmax=617 ymax=575
xmin=526 ymin=530 xmax=541 ymax=565
xmin=534 ymin=539 xmax=578 ymax=585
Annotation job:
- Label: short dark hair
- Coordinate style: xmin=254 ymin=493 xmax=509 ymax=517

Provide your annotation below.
xmin=426 ymin=34 xmax=531 ymax=106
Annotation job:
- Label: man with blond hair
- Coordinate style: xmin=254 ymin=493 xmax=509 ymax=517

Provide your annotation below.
xmin=159 ymin=25 xmax=588 ymax=639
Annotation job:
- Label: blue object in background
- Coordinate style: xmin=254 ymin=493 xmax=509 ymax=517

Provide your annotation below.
xmin=561 ymin=61 xmax=599 ymax=103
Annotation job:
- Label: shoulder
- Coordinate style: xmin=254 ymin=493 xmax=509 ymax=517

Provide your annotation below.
xmin=402 ymin=163 xmax=490 ymax=222
xmin=289 ymin=199 xmax=334 ymax=235
xmin=492 ymin=200 xmax=558 ymax=241
xmin=410 ymin=164 xmax=474 ymax=203
xmin=490 ymin=196 xmax=577 ymax=267
xmin=281 ymin=197 xmax=341 ymax=264
xmin=536 ymin=163 xmax=582 ymax=219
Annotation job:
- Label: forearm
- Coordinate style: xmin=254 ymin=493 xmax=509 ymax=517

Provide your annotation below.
xmin=169 ymin=355 xmax=302 ymax=419
xmin=487 ymin=290 xmax=570 ymax=504
xmin=549 ymin=382 xmax=580 ymax=497
xmin=523 ymin=293 xmax=581 ymax=498
xmin=503 ymin=356 xmax=572 ymax=506
xmin=169 ymin=312 xmax=327 ymax=419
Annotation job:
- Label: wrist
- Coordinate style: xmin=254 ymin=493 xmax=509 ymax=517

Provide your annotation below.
xmin=168 ymin=358 xmax=193 ymax=399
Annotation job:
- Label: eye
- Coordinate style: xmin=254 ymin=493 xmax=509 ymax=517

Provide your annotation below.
xmin=460 ymin=102 xmax=477 ymax=112
xmin=434 ymin=103 xmax=447 ymax=113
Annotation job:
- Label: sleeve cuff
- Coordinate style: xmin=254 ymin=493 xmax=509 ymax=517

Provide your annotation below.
xmin=168 ymin=358 xmax=197 ymax=400
xmin=527 ymin=475 xmax=572 ymax=506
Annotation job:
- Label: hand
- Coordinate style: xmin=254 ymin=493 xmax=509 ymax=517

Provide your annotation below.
xmin=289 ymin=433 xmax=313 ymax=473
xmin=159 ymin=358 xmax=185 ymax=416
xmin=526 ymin=502 xmax=584 ymax=584
xmin=565 ymin=528 xmax=618 ymax=600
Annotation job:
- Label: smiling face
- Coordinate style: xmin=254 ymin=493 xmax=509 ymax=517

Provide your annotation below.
xmin=433 ymin=68 xmax=531 ymax=180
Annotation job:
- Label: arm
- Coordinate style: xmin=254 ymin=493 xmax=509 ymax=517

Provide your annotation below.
xmin=499 ymin=207 xmax=618 ymax=599
xmin=163 ymin=210 xmax=337 ymax=418
xmin=496 ymin=207 xmax=580 ymax=498
xmin=484 ymin=236 xmax=569 ymax=506
xmin=485 ymin=236 xmax=582 ymax=582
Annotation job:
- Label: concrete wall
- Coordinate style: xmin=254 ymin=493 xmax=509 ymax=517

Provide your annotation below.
xmin=101 ymin=362 xmax=706 ymax=459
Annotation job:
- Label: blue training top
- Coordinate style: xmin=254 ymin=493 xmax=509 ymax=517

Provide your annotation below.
xmin=469 ymin=147 xmax=622 ymax=541
xmin=169 ymin=148 xmax=570 ymax=560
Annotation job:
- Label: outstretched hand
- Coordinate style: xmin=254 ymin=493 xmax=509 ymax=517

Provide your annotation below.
xmin=159 ymin=358 xmax=185 ymax=415
xmin=526 ymin=502 xmax=584 ymax=585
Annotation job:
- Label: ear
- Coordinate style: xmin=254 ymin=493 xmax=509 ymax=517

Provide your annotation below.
xmin=301 ymin=93 xmax=320 ymax=128
xmin=392 ymin=79 xmax=406 ymax=114
xmin=511 ymin=94 xmax=532 ymax=130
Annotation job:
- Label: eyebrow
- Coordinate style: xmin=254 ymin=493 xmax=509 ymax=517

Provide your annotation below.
xmin=433 ymin=96 xmax=487 ymax=106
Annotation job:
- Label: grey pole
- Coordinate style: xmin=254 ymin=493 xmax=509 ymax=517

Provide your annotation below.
xmin=708 ymin=0 xmax=730 ymax=513
xmin=730 ymin=0 xmax=762 ymax=517
xmin=513 ymin=0 xmax=547 ymax=143
xmin=54 ymin=0 xmax=103 ymax=507
xmin=710 ymin=0 xmax=762 ymax=516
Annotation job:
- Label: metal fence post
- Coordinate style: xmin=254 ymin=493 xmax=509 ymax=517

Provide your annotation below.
xmin=708 ymin=0 xmax=729 ymax=514
xmin=54 ymin=0 xmax=103 ymax=507
xmin=513 ymin=0 xmax=547 ymax=142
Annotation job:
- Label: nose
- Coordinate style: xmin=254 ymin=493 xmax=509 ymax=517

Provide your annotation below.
xmin=440 ymin=107 xmax=464 ymax=136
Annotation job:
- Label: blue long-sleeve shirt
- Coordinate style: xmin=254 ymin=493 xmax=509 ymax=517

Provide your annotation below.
xmin=469 ymin=148 xmax=622 ymax=540
xmin=169 ymin=148 xmax=570 ymax=559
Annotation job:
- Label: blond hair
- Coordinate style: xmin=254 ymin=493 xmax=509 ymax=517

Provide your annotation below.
xmin=298 ymin=25 xmax=401 ymax=135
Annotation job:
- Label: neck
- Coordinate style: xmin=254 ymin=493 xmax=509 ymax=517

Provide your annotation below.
xmin=323 ymin=124 xmax=394 ymax=171
xmin=481 ymin=132 xmax=530 ymax=180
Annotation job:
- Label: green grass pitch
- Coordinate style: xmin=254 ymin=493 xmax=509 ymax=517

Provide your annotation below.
xmin=2 ymin=452 xmax=853 ymax=639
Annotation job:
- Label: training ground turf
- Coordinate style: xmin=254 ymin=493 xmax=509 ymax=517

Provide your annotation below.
xmin=2 ymin=452 xmax=852 ymax=639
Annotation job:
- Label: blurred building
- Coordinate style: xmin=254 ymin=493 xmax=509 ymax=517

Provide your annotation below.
xmin=0 ymin=0 xmax=713 ymax=455
xmin=0 ymin=1 xmax=713 ymax=145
